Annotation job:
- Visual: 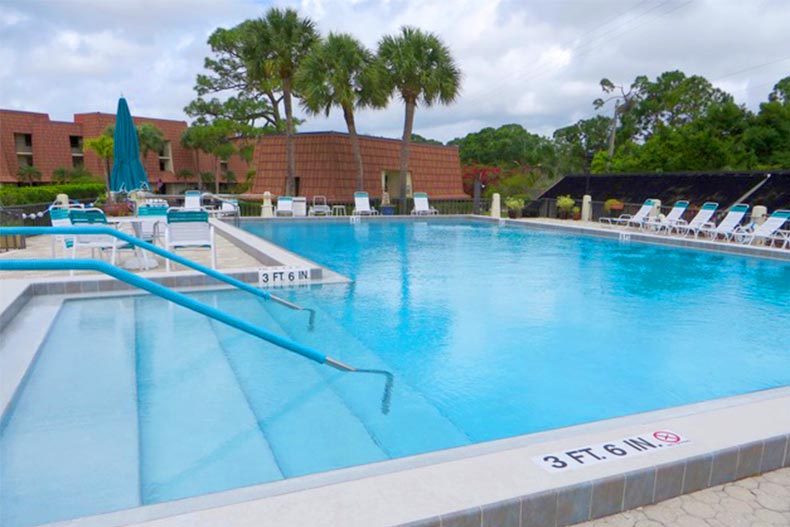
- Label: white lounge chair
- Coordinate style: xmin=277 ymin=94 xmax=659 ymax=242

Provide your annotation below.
xmin=698 ymin=204 xmax=749 ymax=241
xmin=669 ymin=202 xmax=719 ymax=237
xmin=309 ymin=195 xmax=332 ymax=216
xmin=276 ymin=196 xmax=294 ymax=217
xmin=164 ymin=209 xmax=216 ymax=271
xmin=352 ymin=192 xmax=379 ymax=216
xmin=642 ymin=200 xmax=688 ymax=232
xmin=733 ymin=209 xmax=790 ymax=247
xmin=68 ymin=208 xmax=125 ymax=266
xmin=599 ymin=199 xmax=656 ymax=227
xmin=183 ymin=190 xmax=203 ymax=211
xmin=411 ymin=192 xmax=439 ymax=215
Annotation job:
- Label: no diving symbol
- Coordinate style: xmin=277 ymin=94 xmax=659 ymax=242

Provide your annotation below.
xmin=653 ymin=431 xmax=681 ymax=444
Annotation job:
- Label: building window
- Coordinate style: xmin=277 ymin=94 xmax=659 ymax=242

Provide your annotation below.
xmin=14 ymin=133 xmax=33 ymax=167
xmin=158 ymin=141 xmax=173 ymax=172
xmin=70 ymin=135 xmax=84 ymax=168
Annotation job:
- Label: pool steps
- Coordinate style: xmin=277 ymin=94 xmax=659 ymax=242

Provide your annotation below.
xmin=133 ymin=296 xmax=283 ymax=504
xmin=264 ymin=296 xmax=473 ymax=458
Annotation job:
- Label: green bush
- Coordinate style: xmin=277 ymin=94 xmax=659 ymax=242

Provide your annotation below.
xmin=556 ymin=194 xmax=575 ymax=212
xmin=0 ymin=183 xmax=106 ymax=206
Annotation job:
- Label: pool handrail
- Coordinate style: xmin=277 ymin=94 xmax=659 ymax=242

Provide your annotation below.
xmin=0 ymin=257 xmax=351 ymax=370
xmin=0 ymin=225 xmax=315 ymax=328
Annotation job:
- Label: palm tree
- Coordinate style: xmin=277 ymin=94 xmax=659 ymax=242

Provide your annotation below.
xmin=297 ymin=33 xmax=387 ymax=191
xmin=248 ymin=7 xmax=318 ymax=196
xmin=137 ymin=123 xmax=166 ymax=163
xmin=377 ymin=27 xmax=461 ymax=213
xmin=16 ymin=165 xmax=41 ymax=186
xmin=84 ymin=135 xmax=113 ymax=196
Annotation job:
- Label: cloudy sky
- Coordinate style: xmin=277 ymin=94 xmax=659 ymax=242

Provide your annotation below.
xmin=0 ymin=0 xmax=787 ymax=142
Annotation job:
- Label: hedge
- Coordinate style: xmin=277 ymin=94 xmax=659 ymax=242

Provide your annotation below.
xmin=0 ymin=183 xmax=107 ymax=206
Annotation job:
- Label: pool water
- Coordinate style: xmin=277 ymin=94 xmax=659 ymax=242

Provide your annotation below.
xmin=2 ymin=219 xmax=789 ymax=526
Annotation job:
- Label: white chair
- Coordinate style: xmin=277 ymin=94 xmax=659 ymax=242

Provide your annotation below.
xmin=733 ymin=209 xmax=790 ymax=247
xmin=136 ymin=205 xmax=168 ymax=244
xmin=49 ymin=206 xmax=79 ymax=257
xmin=309 ymin=195 xmax=332 ymax=216
xmin=275 ymin=196 xmax=294 ymax=217
xmin=352 ymin=191 xmax=379 ymax=216
xmin=669 ymin=202 xmax=719 ymax=237
xmin=698 ymin=204 xmax=749 ymax=241
xmin=183 ymin=190 xmax=203 ymax=211
xmin=164 ymin=209 xmax=216 ymax=271
xmin=641 ymin=201 xmax=688 ymax=232
xmin=411 ymin=192 xmax=439 ymax=215
xmin=599 ymin=199 xmax=656 ymax=227
xmin=68 ymin=208 xmax=125 ymax=266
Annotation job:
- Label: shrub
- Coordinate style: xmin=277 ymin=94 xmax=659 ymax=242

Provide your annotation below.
xmin=0 ymin=183 xmax=106 ymax=206
xmin=556 ymin=194 xmax=575 ymax=212
xmin=604 ymin=198 xmax=624 ymax=213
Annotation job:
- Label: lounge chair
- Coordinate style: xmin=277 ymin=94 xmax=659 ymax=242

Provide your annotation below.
xmin=136 ymin=204 xmax=168 ymax=244
xmin=183 ymin=190 xmax=203 ymax=210
xmin=411 ymin=192 xmax=439 ymax=215
xmin=732 ymin=209 xmax=790 ymax=247
xmin=599 ymin=199 xmax=656 ymax=227
xmin=352 ymin=192 xmax=379 ymax=216
xmin=641 ymin=200 xmax=688 ymax=232
xmin=276 ymin=196 xmax=294 ymax=217
xmin=698 ymin=204 xmax=749 ymax=241
xmin=68 ymin=208 xmax=126 ymax=265
xmin=164 ymin=209 xmax=216 ymax=271
xmin=668 ymin=202 xmax=719 ymax=237
xmin=309 ymin=195 xmax=332 ymax=216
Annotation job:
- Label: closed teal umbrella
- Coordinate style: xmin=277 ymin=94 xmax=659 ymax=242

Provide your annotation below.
xmin=110 ymin=97 xmax=149 ymax=192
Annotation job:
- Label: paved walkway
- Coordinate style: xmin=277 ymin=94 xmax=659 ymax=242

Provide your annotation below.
xmin=0 ymin=224 xmax=262 ymax=280
xmin=575 ymin=467 xmax=790 ymax=527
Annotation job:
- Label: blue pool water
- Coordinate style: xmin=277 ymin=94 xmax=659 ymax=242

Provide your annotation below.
xmin=2 ymin=219 xmax=789 ymax=526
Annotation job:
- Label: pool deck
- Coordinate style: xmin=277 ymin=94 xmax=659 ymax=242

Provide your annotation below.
xmin=1 ymin=215 xmax=788 ymax=527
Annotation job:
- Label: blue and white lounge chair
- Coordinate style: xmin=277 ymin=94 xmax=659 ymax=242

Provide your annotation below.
xmin=599 ymin=199 xmax=656 ymax=227
xmin=698 ymin=204 xmax=749 ymax=241
xmin=353 ymin=192 xmax=379 ymax=216
xmin=733 ymin=209 xmax=790 ymax=247
xmin=669 ymin=202 xmax=719 ymax=237
xmin=411 ymin=192 xmax=439 ymax=215
xmin=276 ymin=196 xmax=294 ymax=216
xmin=642 ymin=200 xmax=688 ymax=232
xmin=164 ymin=209 xmax=216 ymax=271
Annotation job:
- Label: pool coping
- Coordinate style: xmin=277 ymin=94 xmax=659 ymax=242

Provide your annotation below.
xmin=1 ymin=215 xmax=788 ymax=527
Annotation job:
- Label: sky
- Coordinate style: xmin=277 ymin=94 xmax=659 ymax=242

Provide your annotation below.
xmin=0 ymin=0 xmax=787 ymax=143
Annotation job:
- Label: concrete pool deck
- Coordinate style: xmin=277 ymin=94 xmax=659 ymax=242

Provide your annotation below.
xmin=1 ymin=215 xmax=788 ymax=527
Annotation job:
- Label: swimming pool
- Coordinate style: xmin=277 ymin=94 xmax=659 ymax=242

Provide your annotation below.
xmin=2 ymin=219 xmax=789 ymax=526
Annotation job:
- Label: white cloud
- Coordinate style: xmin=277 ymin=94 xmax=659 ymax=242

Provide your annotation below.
xmin=0 ymin=0 xmax=787 ymax=142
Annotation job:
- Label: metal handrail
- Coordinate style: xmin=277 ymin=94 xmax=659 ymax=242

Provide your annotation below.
xmin=0 ymin=225 xmax=316 ymax=329
xmin=0 ymin=257 xmax=345 ymax=369
xmin=0 ymin=226 xmax=393 ymax=412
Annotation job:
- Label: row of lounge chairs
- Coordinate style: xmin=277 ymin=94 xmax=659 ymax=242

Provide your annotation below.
xmin=275 ymin=192 xmax=439 ymax=217
xmin=600 ymin=199 xmax=790 ymax=248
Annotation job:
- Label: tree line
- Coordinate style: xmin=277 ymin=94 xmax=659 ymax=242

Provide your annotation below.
xmin=449 ymin=71 xmax=790 ymax=200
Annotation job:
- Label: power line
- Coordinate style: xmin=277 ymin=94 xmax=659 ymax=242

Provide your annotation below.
xmin=711 ymin=57 xmax=790 ymax=82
